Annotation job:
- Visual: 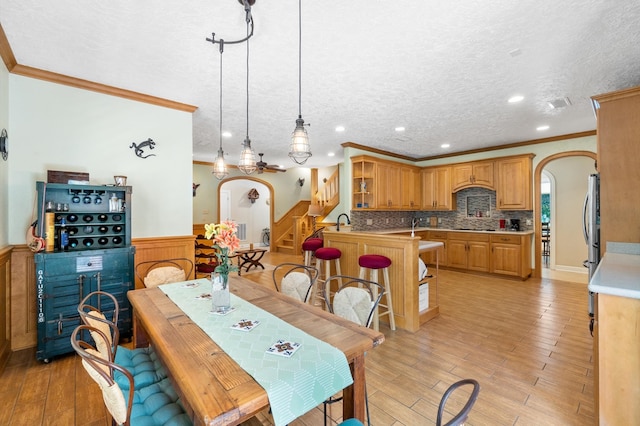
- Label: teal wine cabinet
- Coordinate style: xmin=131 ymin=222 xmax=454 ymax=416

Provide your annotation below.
xmin=34 ymin=181 xmax=135 ymax=362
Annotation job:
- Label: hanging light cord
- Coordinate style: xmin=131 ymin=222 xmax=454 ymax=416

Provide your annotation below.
xmin=246 ymin=21 xmax=250 ymax=139
xmin=297 ymin=0 xmax=302 ymax=118
xmin=219 ymin=40 xmax=224 ymax=152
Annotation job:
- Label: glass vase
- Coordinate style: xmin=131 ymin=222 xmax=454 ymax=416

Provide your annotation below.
xmin=211 ymin=272 xmax=231 ymax=314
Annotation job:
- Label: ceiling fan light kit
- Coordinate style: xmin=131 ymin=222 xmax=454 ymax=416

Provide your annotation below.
xmin=256 ymin=153 xmax=286 ymax=174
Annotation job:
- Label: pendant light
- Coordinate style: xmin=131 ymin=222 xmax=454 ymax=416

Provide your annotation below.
xmin=237 ymin=19 xmax=257 ymax=175
xmin=289 ymin=0 xmax=312 ymax=165
xmin=212 ymin=41 xmax=229 ymax=180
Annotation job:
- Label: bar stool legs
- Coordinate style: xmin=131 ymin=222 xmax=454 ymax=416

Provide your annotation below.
xmin=302 ymin=238 xmax=323 ymax=267
xmin=358 ymin=254 xmax=395 ymax=331
xmin=314 ymin=247 xmax=342 ymax=308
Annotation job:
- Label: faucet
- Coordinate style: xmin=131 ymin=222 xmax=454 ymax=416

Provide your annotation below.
xmin=411 ymin=217 xmax=421 ymax=237
xmin=336 ymin=213 xmax=351 ymax=231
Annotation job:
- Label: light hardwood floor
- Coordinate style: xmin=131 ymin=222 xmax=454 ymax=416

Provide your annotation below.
xmin=0 ymin=252 xmax=595 ymax=425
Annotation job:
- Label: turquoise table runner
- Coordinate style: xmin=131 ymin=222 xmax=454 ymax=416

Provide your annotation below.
xmin=160 ymin=279 xmax=353 ymax=425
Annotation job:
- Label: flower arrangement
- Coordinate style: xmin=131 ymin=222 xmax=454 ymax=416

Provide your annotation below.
xmin=204 ymin=220 xmax=240 ymax=280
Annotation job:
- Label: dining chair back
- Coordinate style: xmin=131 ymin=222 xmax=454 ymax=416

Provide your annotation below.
xmin=135 ymin=258 xmax=194 ymax=287
xmin=436 ymin=379 xmax=480 ymax=426
xmin=272 ymin=263 xmax=319 ymax=303
xmin=70 ymin=325 xmax=191 ymax=426
xmin=324 ymin=275 xmax=385 ymax=328
xmin=78 ymin=291 xmax=167 ymax=391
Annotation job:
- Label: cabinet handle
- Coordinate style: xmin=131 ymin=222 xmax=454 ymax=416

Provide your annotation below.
xmin=57 ymin=313 xmax=63 ymax=335
xmin=77 ymin=274 xmax=86 ymax=302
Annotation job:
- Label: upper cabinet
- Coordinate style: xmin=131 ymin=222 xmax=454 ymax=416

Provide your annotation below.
xmin=376 ymin=161 xmax=402 ymax=209
xmin=592 ymin=85 xmax=640 ymax=249
xmin=352 ymin=156 xmax=376 ymax=210
xmin=451 ymin=160 xmax=495 ymax=192
xmin=495 ymin=154 xmax=534 ymax=210
xmin=421 ymin=166 xmax=455 ymax=210
xmin=400 ymin=165 xmax=420 ymax=209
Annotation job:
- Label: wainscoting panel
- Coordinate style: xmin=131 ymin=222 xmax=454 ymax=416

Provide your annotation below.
xmin=0 ymin=246 xmax=12 ymax=372
xmin=132 ymin=235 xmax=195 ymax=288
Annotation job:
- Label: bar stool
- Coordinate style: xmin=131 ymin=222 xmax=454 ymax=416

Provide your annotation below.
xmin=358 ymin=254 xmax=395 ymax=331
xmin=302 ymin=237 xmax=323 ymax=266
xmin=314 ymin=247 xmax=342 ymax=308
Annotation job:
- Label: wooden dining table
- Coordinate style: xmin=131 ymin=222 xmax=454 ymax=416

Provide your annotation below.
xmin=128 ymin=275 xmax=385 ymax=426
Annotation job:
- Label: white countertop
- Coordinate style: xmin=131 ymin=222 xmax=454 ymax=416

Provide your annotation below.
xmin=588 ymin=252 xmax=640 ymax=299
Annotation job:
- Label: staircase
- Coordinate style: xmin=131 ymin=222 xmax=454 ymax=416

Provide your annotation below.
xmin=274 ymin=169 xmax=340 ymax=254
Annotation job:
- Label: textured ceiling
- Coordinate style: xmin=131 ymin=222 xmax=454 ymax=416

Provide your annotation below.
xmin=2 ymin=0 xmax=640 ymax=169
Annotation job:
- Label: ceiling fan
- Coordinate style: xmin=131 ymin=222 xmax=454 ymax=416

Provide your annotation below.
xmin=256 ymin=153 xmax=286 ymax=173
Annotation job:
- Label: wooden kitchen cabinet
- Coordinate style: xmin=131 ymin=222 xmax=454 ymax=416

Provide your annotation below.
xmin=376 ymin=161 xmax=401 ymax=209
xmin=447 ymin=232 xmax=489 ymax=272
xmin=421 ymin=166 xmax=455 ymax=210
xmin=495 ymin=154 xmax=533 ymax=210
xmin=400 ymin=165 xmax=420 ymax=209
xmin=352 ymin=156 xmax=376 ymax=210
xmin=592 ymin=86 xmax=640 ymax=250
xmin=425 ymin=231 xmax=448 ymax=266
xmin=490 ymin=233 xmax=532 ymax=279
xmin=452 ymin=160 xmax=495 ymax=192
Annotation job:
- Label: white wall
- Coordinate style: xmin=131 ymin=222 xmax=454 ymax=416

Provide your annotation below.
xmin=0 ymin=60 xmax=8 ymax=247
xmin=193 ymin=163 xmax=311 ymax=224
xmin=545 ymin=156 xmax=596 ymax=271
xmin=7 ymin=75 xmax=193 ymax=243
xmin=219 ymin=179 xmax=270 ymax=246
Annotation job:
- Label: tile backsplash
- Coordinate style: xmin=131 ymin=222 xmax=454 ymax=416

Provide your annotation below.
xmin=351 ymin=187 xmax=533 ymax=231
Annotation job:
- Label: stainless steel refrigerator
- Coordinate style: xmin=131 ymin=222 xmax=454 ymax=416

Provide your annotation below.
xmin=582 ymin=173 xmax=600 ymax=321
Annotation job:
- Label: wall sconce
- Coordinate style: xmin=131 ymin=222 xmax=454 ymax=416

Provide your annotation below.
xmin=248 ymin=188 xmax=260 ymax=204
xmin=298 ymin=178 xmax=305 ymax=187
xmin=0 ymin=129 xmax=8 ymax=161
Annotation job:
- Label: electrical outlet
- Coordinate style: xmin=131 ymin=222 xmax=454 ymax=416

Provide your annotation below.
xmin=385 ymin=218 xmax=390 ymax=224
xmin=526 ymin=219 xmax=532 ymax=226
xmin=366 ymin=219 xmax=373 ymax=225
xmin=438 ymin=218 xmax=442 ymax=224
xmin=401 ymin=218 xmax=404 ymax=223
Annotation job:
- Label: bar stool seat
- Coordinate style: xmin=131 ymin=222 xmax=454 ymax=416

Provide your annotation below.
xmin=314 ymin=247 xmax=342 ymax=308
xmin=358 ymin=254 xmax=395 ymax=331
xmin=302 ymin=238 xmax=323 ymax=266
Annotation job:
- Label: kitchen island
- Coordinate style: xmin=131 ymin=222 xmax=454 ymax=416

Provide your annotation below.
xmin=323 ymin=230 xmax=437 ymax=332
xmin=588 ymin=242 xmax=640 ymax=425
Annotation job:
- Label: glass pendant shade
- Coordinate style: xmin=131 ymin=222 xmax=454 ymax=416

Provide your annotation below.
xmin=289 ymin=116 xmax=312 ymax=165
xmin=213 ymin=147 xmax=228 ymax=180
xmin=238 ymin=137 xmax=257 ymax=174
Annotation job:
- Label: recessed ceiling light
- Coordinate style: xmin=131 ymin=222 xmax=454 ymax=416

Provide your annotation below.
xmin=335 ymin=126 xmax=345 ymax=132
xmin=222 ymin=131 xmax=232 ymax=138
xmin=536 ymin=125 xmax=550 ymax=131
xmin=395 ymin=127 xmax=405 ymax=132
xmin=508 ymin=95 xmax=524 ymax=103
xmin=328 ymin=152 xmax=335 ymax=157
xmin=441 ymin=143 xmax=450 ymax=149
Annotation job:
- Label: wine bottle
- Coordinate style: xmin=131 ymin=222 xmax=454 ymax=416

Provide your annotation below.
xmin=58 ymin=218 xmax=69 ymax=251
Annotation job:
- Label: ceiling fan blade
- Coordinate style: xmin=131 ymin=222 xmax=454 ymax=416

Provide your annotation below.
xmin=265 ymin=164 xmax=286 ymax=172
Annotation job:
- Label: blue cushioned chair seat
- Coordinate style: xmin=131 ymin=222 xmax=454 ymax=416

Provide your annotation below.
xmin=339 ymin=419 xmax=364 ymax=426
xmin=124 ymin=377 xmax=192 ymax=425
xmin=114 ymin=346 xmax=168 ymax=391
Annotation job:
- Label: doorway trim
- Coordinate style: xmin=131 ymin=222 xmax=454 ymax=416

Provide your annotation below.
xmin=533 ymin=150 xmax=597 ymax=278
xmin=217 ymin=176 xmax=275 ymax=250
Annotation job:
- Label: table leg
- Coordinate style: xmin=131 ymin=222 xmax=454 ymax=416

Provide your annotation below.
xmin=343 ymin=353 xmax=366 ymax=422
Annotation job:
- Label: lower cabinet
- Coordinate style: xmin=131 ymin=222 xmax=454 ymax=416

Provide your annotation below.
xmin=490 ymin=234 xmax=532 ymax=279
xmin=447 ymin=233 xmax=490 ymax=272
xmin=34 ymin=246 xmax=135 ymax=362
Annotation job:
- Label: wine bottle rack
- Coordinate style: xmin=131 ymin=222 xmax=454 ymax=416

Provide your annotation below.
xmin=36 ymin=181 xmax=132 ymax=252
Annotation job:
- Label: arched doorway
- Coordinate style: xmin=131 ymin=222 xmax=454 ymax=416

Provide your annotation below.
xmin=533 ymin=151 xmax=597 ymax=278
xmin=218 ymin=177 xmax=275 ymax=250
